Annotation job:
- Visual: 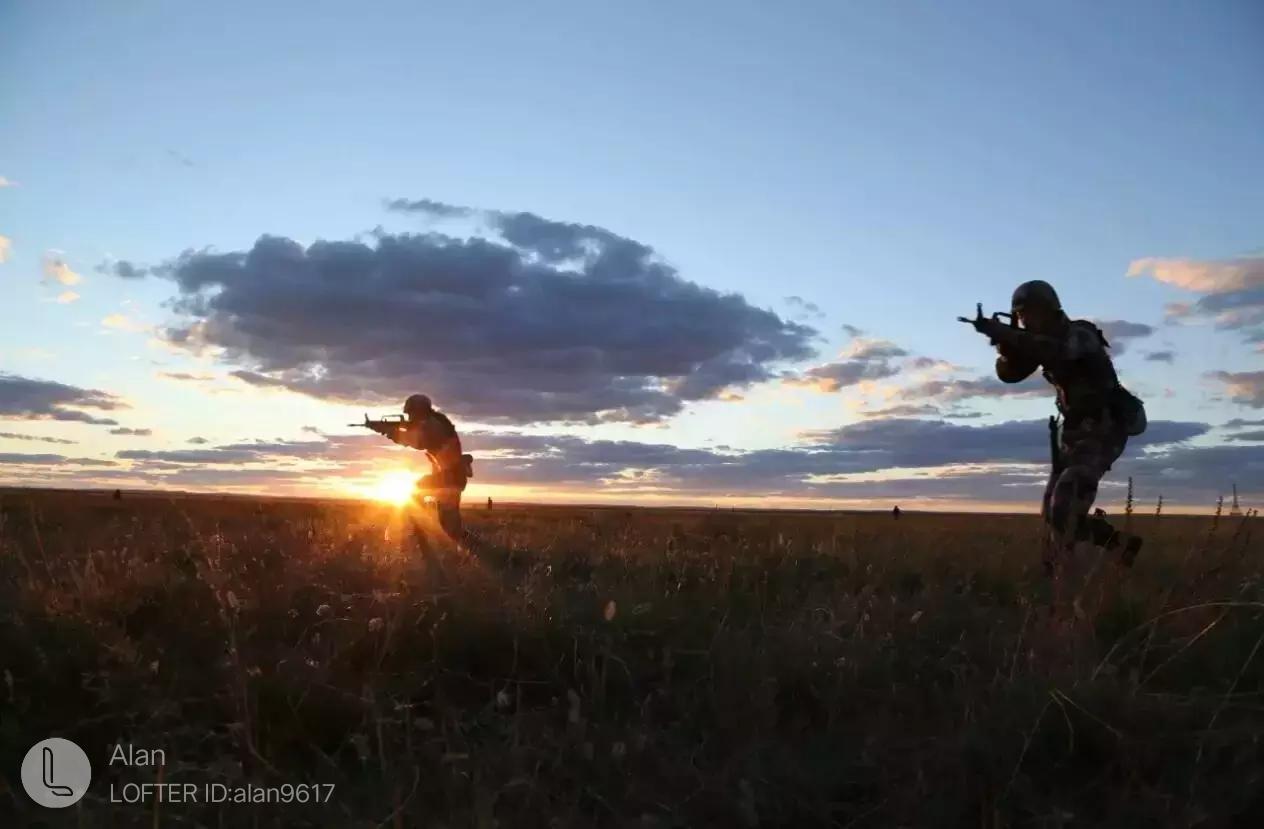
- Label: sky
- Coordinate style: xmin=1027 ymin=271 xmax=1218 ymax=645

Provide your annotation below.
xmin=1 ymin=0 xmax=1262 ymax=511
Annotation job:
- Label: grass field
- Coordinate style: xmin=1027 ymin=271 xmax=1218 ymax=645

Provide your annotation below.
xmin=1 ymin=488 xmax=1261 ymax=827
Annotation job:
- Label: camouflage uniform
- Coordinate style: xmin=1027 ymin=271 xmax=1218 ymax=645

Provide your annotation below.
xmin=387 ymin=405 xmax=469 ymax=540
xmin=994 ymin=318 xmax=1143 ymax=562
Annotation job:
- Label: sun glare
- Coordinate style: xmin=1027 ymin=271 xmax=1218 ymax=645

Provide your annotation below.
xmin=369 ymin=470 xmax=417 ymax=506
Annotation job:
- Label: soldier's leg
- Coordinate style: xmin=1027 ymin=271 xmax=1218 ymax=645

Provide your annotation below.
xmin=435 ymin=489 xmax=464 ymax=540
xmin=1048 ymin=462 xmax=1104 ymax=545
xmin=1050 ymin=429 xmax=1140 ymax=565
xmin=1040 ymin=467 xmax=1060 ymax=575
xmin=413 ymin=474 xmax=436 ymax=503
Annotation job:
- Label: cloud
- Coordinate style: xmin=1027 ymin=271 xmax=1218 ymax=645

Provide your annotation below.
xmin=117 ymin=447 xmax=282 ymax=464
xmin=1130 ymin=255 xmax=1264 ymax=346
xmin=785 ymin=361 xmax=900 ymax=392
xmin=0 ymin=432 xmax=77 ymax=445
xmin=0 ymin=453 xmax=115 ymax=466
xmin=784 ymin=338 xmax=907 ymax=392
xmin=187 ymin=436 xmax=209 ymax=444
xmin=111 ymin=418 xmax=1208 ymax=486
xmin=784 ymin=295 xmax=824 ymax=319
xmin=384 ymin=197 xmax=475 ymax=219
xmin=1144 ymin=350 xmax=1175 ymax=363
xmin=107 ymin=203 xmax=817 ymax=424
xmin=0 ymin=235 xmax=10 ymax=263
xmin=109 ymin=427 xmax=152 ymax=436
xmin=1092 ymin=319 xmax=1154 ymax=354
xmin=0 ymin=176 xmax=15 ymax=188
xmin=1225 ymin=418 xmax=1264 ymax=429
xmin=12 ymin=412 xmax=1241 ymax=506
xmin=41 ymin=252 xmax=81 ymax=286
xmin=908 ymin=356 xmax=957 ymax=372
xmin=1128 ymin=256 xmax=1264 ymax=294
xmin=0 ymin=373 xmax=126 ymax=425
xmin=800 ymin=417 xmax=1205 ymax=465
xmin=0 ymin=453 xmax=66 ymax=464
xmin=55 ymin=291 xmax=79 ymax=304
xmin=1208 ymin=370 xmax=1264 ymax=408
xmin=101 ymin=314 xmax=149 ymax=333
xmin=96 ymin=259 xmax=151 ymax=279
xmin=158 ymin=371 xmax=215 ymax=382
xmin=1226 ymin=430 xmax=1264 ymax=442
xmin=1119 ymin=443 xmax=1264 ymax=500
xmin=899 ymin=375 xmax=1047 ymax=404
xmin=856 ymin=403 xmax=944 ymax=419
xmin=841 ymin=324 xmax=864 ymax=339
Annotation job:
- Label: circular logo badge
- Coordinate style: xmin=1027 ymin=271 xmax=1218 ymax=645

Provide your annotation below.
xmin=21 ymin=738 xmax=92 ymax=808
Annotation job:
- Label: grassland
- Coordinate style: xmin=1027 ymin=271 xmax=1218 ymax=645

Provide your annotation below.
xmin=0 ymin=488 xmax=1261 ymax=827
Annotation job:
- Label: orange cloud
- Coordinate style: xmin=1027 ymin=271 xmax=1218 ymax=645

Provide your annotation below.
xmin=102 ymin=314 xmax=149 ymax=333
xmin=1128 ymin=256 xmax=1264 ymax=294
xmin=41 ymin=252 xmax=81 ymax=286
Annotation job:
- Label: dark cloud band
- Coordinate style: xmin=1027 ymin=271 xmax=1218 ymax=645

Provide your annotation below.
xmin=108 ymin=202 xmax=817 ymax=424
xmin=0 ymin=373 xmax=125 ymax=425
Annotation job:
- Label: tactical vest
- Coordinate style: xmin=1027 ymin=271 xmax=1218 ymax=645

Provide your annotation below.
xmin=1042 ymin=320 xmax=1146 ymax=435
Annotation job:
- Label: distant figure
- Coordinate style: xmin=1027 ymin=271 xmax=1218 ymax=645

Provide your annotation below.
xmin=113 ymin=489 xmax=122 ymax=501
xmin=892 ymin=505 xmax=900 ymax=520
xmin=366 ymin=394 xmax=472 ymax=540
xmin=960 ymin=280 xmax=1146 ymax=571
xmin=487 ymin=497 xmax=493 ymax=510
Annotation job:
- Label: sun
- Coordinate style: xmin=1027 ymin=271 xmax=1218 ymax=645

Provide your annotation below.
xmin=368 ymin=470 xmax=418 ymax=506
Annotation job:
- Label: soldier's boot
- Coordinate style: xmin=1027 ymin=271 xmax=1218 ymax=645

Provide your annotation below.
xmin=1079 ymin=512 xmax=1142 ymax=568
xmin=1119 ymin=534 xmax=1143 ymax=568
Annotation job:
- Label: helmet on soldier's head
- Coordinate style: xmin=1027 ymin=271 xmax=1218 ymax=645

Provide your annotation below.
xmin=1011 ymin=280 xmax=1061 ymax=314
xmin=404 ymin=394 xmax=432 ymax=417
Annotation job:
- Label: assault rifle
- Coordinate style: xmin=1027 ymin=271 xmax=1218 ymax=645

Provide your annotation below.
xmin=957 ymin=303 xmax=1018 ymax=338
xmin=348 ymin=413 xmax=407 ymax=437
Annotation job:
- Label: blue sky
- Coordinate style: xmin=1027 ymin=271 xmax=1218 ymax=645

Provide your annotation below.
xmin=1 ymin=1 xmax=1261 ymax=509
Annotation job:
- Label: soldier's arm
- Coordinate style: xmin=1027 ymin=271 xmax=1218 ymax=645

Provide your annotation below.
xmin=995 ymin=346 xmax=1039 ymax=383
xmin=989 ymin=324 xmax=1100 ymax=368
xmin=380 ymin=423 xmax=419 ymax=449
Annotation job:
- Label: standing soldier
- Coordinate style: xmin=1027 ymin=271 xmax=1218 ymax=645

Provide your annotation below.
xmin=368 ymin=394 xmax=473 ymax=541
xmin=960 ymin=281 xmax=1146 ymax=572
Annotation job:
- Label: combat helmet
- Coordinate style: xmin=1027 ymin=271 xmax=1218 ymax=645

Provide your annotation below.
xmin=1011 ymin=280 xmax=1062 ymax=315
xmin=404 ymin=394 xmax=433 ymax=417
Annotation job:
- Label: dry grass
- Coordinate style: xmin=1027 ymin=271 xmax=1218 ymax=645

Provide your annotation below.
xmin=0 ymin=489 xmax=1261 ymax=827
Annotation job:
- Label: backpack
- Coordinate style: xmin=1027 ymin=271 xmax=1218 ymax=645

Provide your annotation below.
xmin=1110 ymin=385 xmax=1147 ymax=437
xmin=1074 ymin=320 xmax=1147 ymax=437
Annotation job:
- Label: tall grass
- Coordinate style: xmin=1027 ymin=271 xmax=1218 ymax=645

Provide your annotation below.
xmin=0 ymin=490 xmax=1260 ymax=827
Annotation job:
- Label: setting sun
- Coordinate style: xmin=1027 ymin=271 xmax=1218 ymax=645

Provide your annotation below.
xmin=369 ymin=470 xmax=418 ymax=505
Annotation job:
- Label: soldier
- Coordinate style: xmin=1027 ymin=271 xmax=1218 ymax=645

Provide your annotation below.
xmin=380 ymin=394 xmax=472 ymax=540
xmin=960 ymin=281 xmax=1146 ymax=571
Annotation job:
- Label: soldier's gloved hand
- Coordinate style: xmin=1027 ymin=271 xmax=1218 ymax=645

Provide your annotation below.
xmin=958 ymin=303 xmax=1006 ymax=339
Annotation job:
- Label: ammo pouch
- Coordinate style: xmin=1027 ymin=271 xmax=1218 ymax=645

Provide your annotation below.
xmin=1110 ymin=385 xmax=1147 ymax=437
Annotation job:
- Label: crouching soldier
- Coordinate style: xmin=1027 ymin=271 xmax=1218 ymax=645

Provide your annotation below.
xmin=386 ymin=394 xmax=473 ymax=540
xmin=960 ymin=280 xmax=1146 ymax=572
